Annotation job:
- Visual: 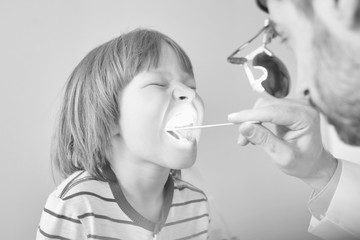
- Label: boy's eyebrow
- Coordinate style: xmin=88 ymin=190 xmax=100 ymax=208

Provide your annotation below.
xmin=147 ymin=69 xmax=171 ymax=76
xmin=148 ymin=69 xmax=194 ymax=82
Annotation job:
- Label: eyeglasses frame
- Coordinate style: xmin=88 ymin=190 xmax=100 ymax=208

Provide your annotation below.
xmin=227 ymin=19 xmax=279 ymax=94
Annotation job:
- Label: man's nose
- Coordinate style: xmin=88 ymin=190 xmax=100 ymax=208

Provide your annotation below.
xmin=173 ymin=85 xmax=196 ymax=102
xmin=303 ymin=89 xmax=310 ymax=97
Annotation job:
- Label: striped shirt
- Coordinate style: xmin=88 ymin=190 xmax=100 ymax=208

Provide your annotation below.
xmin=36 ymin=168 xmax=210 ymax=240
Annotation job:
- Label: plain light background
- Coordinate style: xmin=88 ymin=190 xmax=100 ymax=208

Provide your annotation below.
xmin=1 ymin=0 xmax=359 ymax=239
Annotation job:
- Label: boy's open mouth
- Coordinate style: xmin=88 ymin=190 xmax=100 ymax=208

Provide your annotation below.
xmin=165 ymin=112 xmax=196 ymax=142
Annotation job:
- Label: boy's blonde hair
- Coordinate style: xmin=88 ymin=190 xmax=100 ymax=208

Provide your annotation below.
xmin=52 ymin=29 xmax=194 ymax=181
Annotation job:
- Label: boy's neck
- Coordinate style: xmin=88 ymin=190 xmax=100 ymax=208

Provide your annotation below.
xmin=112 ymin=160 xmax=170 ymax=199
xmin=110 ymin=145 xmax=171 ymax=222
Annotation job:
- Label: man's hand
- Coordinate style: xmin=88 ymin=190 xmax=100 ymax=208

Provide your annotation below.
xmin=228 ymin=98 xmax=337 ymax=192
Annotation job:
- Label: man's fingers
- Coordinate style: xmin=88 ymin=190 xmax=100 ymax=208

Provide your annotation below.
xmin=228 ymin=98 xmax=317 ymax=130
xmin=238 ymin=122 xmax=299 ymax=177
xmin=229 ymin=107 xmax=292 ymax=126
xmin=237 ymin=134 xmax=250 ymax=146
xmin=238 ymin=122 xmax=287 ymax=156
xmin=228 ymin=98 xmax=284 ymax=124
xmin=229 ymin=105 xmax=315 ymax=131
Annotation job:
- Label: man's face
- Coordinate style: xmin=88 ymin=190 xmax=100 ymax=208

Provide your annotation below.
xmin=267 ymin=0 xmax=360 ymax=145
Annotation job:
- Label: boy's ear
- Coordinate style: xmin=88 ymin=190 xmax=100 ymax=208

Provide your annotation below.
xmin=314 ymin=0 xmax=360 ymax=30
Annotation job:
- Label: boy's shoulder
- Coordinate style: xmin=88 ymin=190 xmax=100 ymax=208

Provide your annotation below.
xmin=173 ymin=177 xmax=208 ymax=200
xmin=52 ymin=171 xmax=110 ymax=200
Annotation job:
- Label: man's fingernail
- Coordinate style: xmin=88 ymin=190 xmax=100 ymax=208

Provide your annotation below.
xmin=242 ymin=125 xmax=255 ymax=137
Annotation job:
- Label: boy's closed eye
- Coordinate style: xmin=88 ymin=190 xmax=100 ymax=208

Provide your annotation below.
xmin=143 ymin=78 xmax=169 ymax=88
xmin=146 ymin=81 xmax=196 ymax=90
xmin=149 ymin=82 xmax=168 ymax=87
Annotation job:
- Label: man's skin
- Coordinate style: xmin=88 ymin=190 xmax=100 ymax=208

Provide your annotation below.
xmin=228 ymin=0 xmax=360 ymax=194
xmin=228 ymin=1 xmax=360 ymax=238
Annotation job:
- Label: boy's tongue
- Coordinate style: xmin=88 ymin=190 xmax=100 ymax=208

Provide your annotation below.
xmin=176 ymin=129 xmax=193 ymax=141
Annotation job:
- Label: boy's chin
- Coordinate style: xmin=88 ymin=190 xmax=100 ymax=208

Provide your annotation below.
xmin=167 ymin=153 xmax=197 ymax=170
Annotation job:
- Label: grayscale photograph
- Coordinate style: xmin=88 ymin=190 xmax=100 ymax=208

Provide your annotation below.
xmin=1 ymin=0 xmax=360 ymax=239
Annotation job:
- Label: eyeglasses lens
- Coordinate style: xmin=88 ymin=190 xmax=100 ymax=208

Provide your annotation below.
xmin=253 ymin=51 xmax=290 ymax=98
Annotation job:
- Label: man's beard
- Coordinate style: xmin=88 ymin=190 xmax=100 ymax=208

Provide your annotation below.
xmin=312 ymin=19 xmax=360 ymax=146
xmin=327 ymin=116 xmax=360 ymax=146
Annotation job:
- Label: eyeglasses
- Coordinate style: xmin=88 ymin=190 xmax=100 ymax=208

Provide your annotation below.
xmin=227 ymin=19 xmax=290 ymax=98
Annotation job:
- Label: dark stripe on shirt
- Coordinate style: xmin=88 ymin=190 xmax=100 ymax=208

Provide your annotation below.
xmin=171 ymin=198 xmax=207 ymax=207
xmin=60 ymin=176 xmax=97 ymax=198
xmin=165 ymin=213 xmax=209 ymax=227
xmin=175 ymin=229 xmax=208 ymax=240
xmin=38 ymin=226 xmax=72 ymax=240
xmin=44 ymin=208 xmax=81 ymax=224
xmin=174 ymin=186 xmax=205 ymax=196
xmin=87 ymin=235 xmax=123 ymax=240
xmin=62 ymin=191 xmax=116 ymax=202
xmin=78 ymin=212 xmax=136 ymax=225
xmin=60 ymin=171 xmax=85 ymax=198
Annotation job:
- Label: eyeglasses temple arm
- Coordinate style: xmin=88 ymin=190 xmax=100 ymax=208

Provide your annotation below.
xmin=228 ymin=25 xmax=267 ymax=59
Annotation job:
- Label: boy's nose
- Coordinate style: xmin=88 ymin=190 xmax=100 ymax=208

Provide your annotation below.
xmin=173 ymin=85 xmax=196 ymax=102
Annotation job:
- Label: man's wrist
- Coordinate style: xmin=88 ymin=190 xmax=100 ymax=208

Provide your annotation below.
xmin=307 ymin=158 xmax=342 ymax=220
xmin=303 ymin=150 xmax=338 ymax=193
